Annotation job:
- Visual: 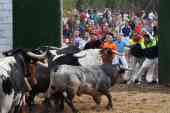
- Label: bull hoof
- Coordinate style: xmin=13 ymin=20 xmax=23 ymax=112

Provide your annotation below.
xmin=106 ymin=105 xmax=113 ymax=111
xmin=56 ymin=109 xmax=64 ymax=113
xmin=56 ymin=111 xmax=64 ymax=113
xmin=96 ymin=106 xmax=101 ymax=112
xmin=127 ymin=80 xmax=133 ymax=85
xmin=73 ymin=110 xmax=80 ymax=113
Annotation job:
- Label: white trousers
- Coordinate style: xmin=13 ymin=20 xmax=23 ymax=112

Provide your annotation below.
xmin=131 ymin=58 xmax=158 ymax=82
xmin=112 ymin=55 xmax=128 ymax=68
xmin=146 ymin=60 xmax=159 ymax=82
xmin=127 ymin=55 xmax=144 ymax=81
xmin=112 ymin=55 xmax=129 ymax=81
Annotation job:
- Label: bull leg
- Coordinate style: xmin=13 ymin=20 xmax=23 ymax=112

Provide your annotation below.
xmin=13 ymin=105 xmax=25 ymax=113
xmin=104 ymin=92 xmax=113 ymax=111
xmin=63 ymin=91 xmax=79 ymax=113
xmin=58 ymin=94 xmax=64 ymax=112
xmin=93 ymin=95 xmax=101 ymax=112
xmin=27 ymin=90 xmax=35 ymax=105
xmin=54 ymin=92 xmax=64 ymax=112
xmin=27 ymin=90 xmax=37 ymax=112
xmin=59 ymin=97 xmax=64 ymax=112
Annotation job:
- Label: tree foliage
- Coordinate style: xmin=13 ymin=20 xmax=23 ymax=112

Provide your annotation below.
xmin=73 ymin=0 xmax=159 ymax=12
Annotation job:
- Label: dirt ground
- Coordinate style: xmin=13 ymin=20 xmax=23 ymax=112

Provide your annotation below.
xmin=25 ymin=84 xmax=170 ymax=113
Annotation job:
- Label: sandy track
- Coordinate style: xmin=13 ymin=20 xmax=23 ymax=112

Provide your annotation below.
xmin=23 ymin=84 xmax=170 ymax=113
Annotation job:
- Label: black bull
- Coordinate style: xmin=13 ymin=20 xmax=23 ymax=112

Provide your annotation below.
xmin=47 ymin=64 xmax=128 ymax=113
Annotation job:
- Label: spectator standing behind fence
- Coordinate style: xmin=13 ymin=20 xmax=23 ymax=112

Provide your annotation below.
xmin=63 ymin=24 xmax=70 ymax=39
xmin=83 ymin=32 xmax=102 ymax=49
xmin=78 ymin=32 xmax=90 ymax=50
xmin=73 ymin=30 xmax=81 ymax=48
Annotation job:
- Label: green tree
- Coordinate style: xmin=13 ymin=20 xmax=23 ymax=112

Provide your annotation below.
xmin=73 ymin=0 xmax=159 ymax=12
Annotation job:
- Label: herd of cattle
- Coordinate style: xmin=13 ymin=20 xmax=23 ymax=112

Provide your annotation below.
xmin=0 ymin=44 xmax=158 ymax=113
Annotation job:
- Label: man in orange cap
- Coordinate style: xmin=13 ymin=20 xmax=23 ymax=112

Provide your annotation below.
xmin=100 ymin=34 xmax=118 ymax=64
xmin=101 ymin=34 xmax=117 ymax=54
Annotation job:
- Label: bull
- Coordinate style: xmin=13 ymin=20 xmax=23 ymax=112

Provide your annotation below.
xmin=13 ymin=45 xmax=82 ymax=108
xmin=0 ymin=48 xmax=46 ymax=113
xmin=25 ymin=48 xmax=104 ymax=108
xmin=47 ymin=64 xmax=131 ymax=113
xmin=22 ymin=46 xmax=122 ymax=112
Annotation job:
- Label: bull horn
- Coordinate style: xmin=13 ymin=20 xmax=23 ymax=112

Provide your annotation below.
xmin=42 ymin=46 xmax=60 ymax=50
xmin=49 ymin=47 xmax=60 ymax=50
xmin=73 ymin=52 xmax=87 ymax=58
xmin=26 ymin=51 xmax=47 ymax=60
xmin=37 ymin=46 xmax=60 ymax=52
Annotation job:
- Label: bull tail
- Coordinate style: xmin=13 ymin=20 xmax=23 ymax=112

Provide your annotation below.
xmin=2 ymin=77 xmax=13 ymax=95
